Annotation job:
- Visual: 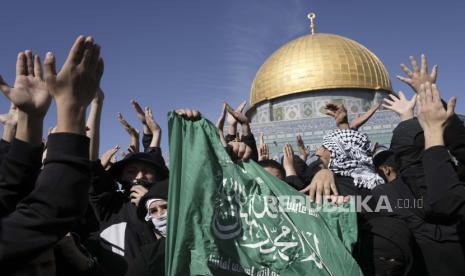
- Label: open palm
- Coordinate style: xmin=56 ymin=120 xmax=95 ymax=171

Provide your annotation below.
xmin=0 ymin=51 xmax=51 ymax=117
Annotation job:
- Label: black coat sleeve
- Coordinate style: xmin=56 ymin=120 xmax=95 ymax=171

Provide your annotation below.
xmin=444 ymin=114 xmax=465 ymax=164
xmin=423 ymin=145 xmax=465 ymax=219
xmin=0 ymin=133 xmax=91 ymax=269
xmin=88 ymin=160 xmax=119 ymax=222
xmin=285 ymin=175 xmax=306 ymax=190
xmin=0 ymin=139 xmax=44 ymax=216
xmin=0 ymin=139 xmax=11 ymax=166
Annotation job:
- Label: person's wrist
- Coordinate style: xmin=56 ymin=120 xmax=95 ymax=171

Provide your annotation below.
xmin=16 ymin=111 xmax=43 ymax=145
xmin=56 ymin=104 xmax=86 ymax=135
xmin=423 ymin=126 xmax=445 ymax=149
xmin=284 ymin=165 xmax=297 ymax=176
xmin=399 ymin=111 xmax=414 ymax=121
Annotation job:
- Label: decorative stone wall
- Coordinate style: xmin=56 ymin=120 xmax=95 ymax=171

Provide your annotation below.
xmin=249 ymin=89 xmax=399 ymax=160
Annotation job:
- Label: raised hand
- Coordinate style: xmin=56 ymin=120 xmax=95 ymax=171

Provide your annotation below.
xmin=225 ymin=101 xmax=251 ymax=136
xmin=131 ymin=99 xmax=153 ymax=135
xmin=175 ymin=108 xmax=201 ymax=120
xmin=300 ymin=169 xmax=338 ymax=204
xmin=144 ymin=107 xmax=161 ymax=148
xmin=350 ymin=103 xmax=381 ymax=130
xmin=118 ymin=112 xmax=140 ymax=153
xmin=0 ymin=51 xmax=51 ymax=118
xmin=45 ymin=36 xmax=103 ymax=107
xmin=258 ymin=133 xmax=269 ymax=161
xmin=382 ymin=92 xmax=417 ymax=121
xmin=417 ymin=82 xmax=456 ymax=149
xmin=283 ymin=144 xmax=297 ymax=176
xmin=0 ymin=104 xmax=18 ymax=142
xmin=45 ymin=35 xmax=104 ymax=134
xmin=226 ymin=101 xmax=247 ymax=137
xmin=325 ymin=103 xmax=349 ymax=129
xmin=100 ymin=145 xmax=120 ymax=169
xmin=397 ymin=54 xmax=438 ymax=93
xmin=227 ymin=141 xmax=252 ymax=162
xmin=0 ymin=104 xmax=18 ymax=127
xmin=296 ymin=135 xmax=309 ymax=161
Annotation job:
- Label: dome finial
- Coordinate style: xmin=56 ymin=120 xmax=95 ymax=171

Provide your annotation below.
xmin=307 ymin=13 xmax=316 ymax=35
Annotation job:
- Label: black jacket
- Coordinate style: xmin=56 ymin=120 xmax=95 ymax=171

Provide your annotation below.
xmin=89 ymin=159 xmax=158 ymax=275
xmin=0 ymin=139 xmax=43 ymax=216
xmin=0 ymin=133 xmax=91 ymax=271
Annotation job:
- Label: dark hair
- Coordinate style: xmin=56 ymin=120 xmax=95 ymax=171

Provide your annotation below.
xmin=258 ymin=159 xmax=285 ymax=179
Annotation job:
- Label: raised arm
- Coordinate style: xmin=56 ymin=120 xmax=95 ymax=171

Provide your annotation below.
xmin=0 ymin=35 xmax=103 ymax=268
xmin=382 ymin=91 xmax=416 ymax=122
xmin=397 ymin=54 xmax=438 ymax=94
xmin=118 ymin=112 xmax=140 ymax=153
xmin=0 ymin=104 xmax=18 ymax=144
xmin=325 ymin=103 xmax=349 ymax=129
xmin=144 ymin=107 xmax=162 ymax=149
xmin=416 ymin=82 xmax=464 ymax=217
xmin=0 ymin=50 xmax=51 ymax=214
xmin=86 ymin=88 xmax=104 ymax=161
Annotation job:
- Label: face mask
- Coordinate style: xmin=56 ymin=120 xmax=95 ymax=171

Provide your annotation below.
xmin=151 ymin=214 xmax=167 ymax=237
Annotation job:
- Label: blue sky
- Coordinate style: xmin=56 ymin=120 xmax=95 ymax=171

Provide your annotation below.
xmin=0 ymin=0 xmax=464 ymax=155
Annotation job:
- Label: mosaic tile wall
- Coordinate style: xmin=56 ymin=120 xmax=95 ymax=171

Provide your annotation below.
xmin=249 ymin=89 xmax=399 ymax=160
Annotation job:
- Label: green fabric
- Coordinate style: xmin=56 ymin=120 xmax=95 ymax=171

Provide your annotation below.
xmin=166 ymin=112 xmax=362 ymax=276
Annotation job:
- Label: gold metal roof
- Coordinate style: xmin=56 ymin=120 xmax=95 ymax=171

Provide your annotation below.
xmin=250 ymin=33 xmax=392 ymax=106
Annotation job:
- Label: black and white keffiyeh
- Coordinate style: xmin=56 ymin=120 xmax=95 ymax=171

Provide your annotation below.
xmin=322 ymin=129 xmax=384 ymax=189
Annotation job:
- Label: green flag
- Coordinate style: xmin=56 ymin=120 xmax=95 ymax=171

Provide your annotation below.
xmin=166 ymin=112 xmax=362 ymax=276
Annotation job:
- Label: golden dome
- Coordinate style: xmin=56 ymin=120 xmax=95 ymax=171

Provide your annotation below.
xmin=250 ymin=33 xmax=392 ymax=106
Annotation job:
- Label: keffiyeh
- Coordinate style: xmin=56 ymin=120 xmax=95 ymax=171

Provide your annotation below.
xmin=322 ymin=129 xmax=384 ymax=189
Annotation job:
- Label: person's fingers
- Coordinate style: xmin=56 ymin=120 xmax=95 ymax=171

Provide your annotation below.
xmin=260 ymin=132 xmax=265 ymax=146
xmin=176 ymin=109 xmax=186 ymax=116
xmin=388 ymin=93 xmax=399 ymax=102
xmin=44 ymin=52 xmax=57 ymax=83
xmin=25 ymin=50 xmax=34 ymax=76
xmin=396 ymin=75 xmax=412 ymax=85
xmin=410 ymin=94 xmax=417 ymax=104
xmin=96 ymin=58 xmax=105 ymax=81
xmin=131 ymin=100 xmax=144 ymax=114
xmin=325 ymin=110 xmax=336 ymax=117
xmin=431 ymin=84 xmax=441 ymax=103
xmin=330 ymin=181 xmax=339 ymax=196
xmin=424 ymin=82 xmax=433 ymax=104
xmin=192 ymin=110 xmax=200 ymax=118
xmin=216 ymin=103 xmax=226 ymax=129
xmin=80 ymin=36 xmax=95 ymax=68
xmin=34 ymin=55 xmax=43 ymax=80
xmin=398 ymin=91 xmax=406 ymax=100
xmin=185 ymin=109 xmax=193 ymax=118
xmin=65 ymin=35 xmax=86 ymax=65
xmin=0 ymin=75 xmax=11 ymax=96
xmin=323 ymin=182 xmax=331 ymax=196
xmin=381 ymin=103 xmax=394 ymax=111
xmin=383 ymin=98 xmax=395 ymax=106
xmin=447 ymin=97 xmax=457 ymax=118
xmin=410 ymin=55 xmax=419 ymax=72
xmin=236 ymin=100 xmax=247 ymax=113
xmin=89 ymin=43 xmax=101 ymax=71
xmin=16 ymin=52 xmax=27 ymax=76
xmin=430 ymin=65 xmax=438 ymax=82
xmin=399 ymin=64 xmax=413 ymax=78
xmin=420 ymin=54 xmax=428 ymax=75
xmin=308 ymin=183 xmax=316 ymax=202
xmin=315 ymin=184 xmax=323 ymax=205
xmin=243 ymin=145 xmax=252 ymax=161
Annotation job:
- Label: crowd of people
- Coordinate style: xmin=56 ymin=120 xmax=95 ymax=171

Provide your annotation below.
xmin=0 ymin=35 xmax=464 ymax=276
